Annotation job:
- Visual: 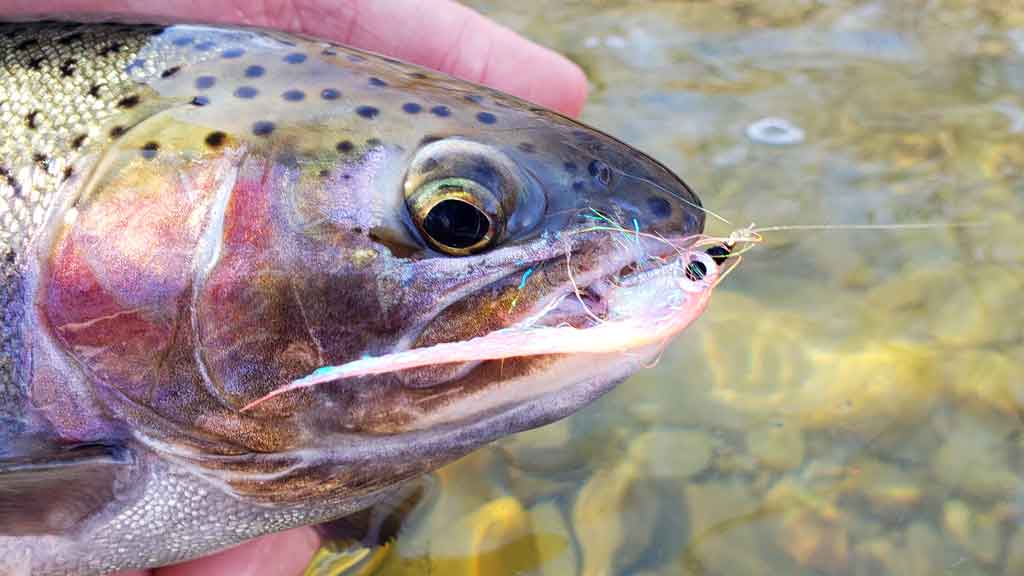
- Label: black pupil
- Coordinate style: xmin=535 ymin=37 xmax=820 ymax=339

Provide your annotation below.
xmin=685 ymin=259 xmax=708 ymax=281
xmin=423 ymin=199 xmax=490 ymax=250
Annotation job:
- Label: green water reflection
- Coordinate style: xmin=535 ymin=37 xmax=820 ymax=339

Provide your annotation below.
xmin=310 ymin=1 xmax=1024 ymax=574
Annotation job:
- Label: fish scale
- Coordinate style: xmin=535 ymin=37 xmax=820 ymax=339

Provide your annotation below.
xmin=0 ymin=23 xmax=165 ymax=423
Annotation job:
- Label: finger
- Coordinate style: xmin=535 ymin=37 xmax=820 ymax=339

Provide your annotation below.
xmin=0 ymin=0 xmax=588 ymax=116
xmin=152 ymin=527 xmax=321 ymax=576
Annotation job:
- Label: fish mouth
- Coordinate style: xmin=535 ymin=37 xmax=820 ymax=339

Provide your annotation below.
xmin=385 ymin=233 xmax=727 ymax=431
xmin=516 ymin=233 xmax=717 ymax=332
xmin=241 ymin=233 xmax=727 ymax=414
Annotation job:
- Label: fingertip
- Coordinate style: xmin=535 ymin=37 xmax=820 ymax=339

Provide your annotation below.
xmin=465 ymin=13 xmax=590 ymax=117
xmin=538 ymin=49 xmax=590 ymax=118
xmin=154 ymin=528 xmax=321 ymax=576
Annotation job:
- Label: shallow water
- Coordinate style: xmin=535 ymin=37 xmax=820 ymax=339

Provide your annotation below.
xmin=308 ymin=1 xmax=1024 ymax=574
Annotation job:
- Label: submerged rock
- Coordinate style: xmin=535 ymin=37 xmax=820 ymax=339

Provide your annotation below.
xmin=942 ymin=500 xmax=1002 ymax=566
xmin=932 ymin=418 xmax=1018 ymax=500
xmin=683 ymin=481 xmax=795 ymax=575
xmin=853 ymin=459 xmax=924 ymax=520
xmin=745 ymin=420 xmax=805 ymax=472
xmin=527 ymin=500 xmax=578 ymax=576
xmin=1005 ymin=526 xmax=1024 ymax=575
xmin=572 ymin=455 xmax=660 ymax=576
xmin=628 ymin=428 xmax=715 ymax=480
xmin=944 ymin=349 xmax=1023 ymax=417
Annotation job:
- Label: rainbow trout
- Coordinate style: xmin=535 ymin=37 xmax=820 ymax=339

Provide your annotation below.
xmin=0 ymin=21 xmax=727 ymax=574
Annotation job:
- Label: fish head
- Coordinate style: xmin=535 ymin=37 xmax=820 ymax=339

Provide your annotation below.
xmin=39 ymin=30 xmax=724 ymax=504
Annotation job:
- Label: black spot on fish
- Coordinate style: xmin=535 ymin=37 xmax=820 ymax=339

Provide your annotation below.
xmin=465 ymin=94 xmax=483 ymax=104
xmin=140 ymin=142 xmax=160 ymax=160
xmin=284 ymin=53 xmax=307 ymax=64
xmin=402 ymin=102 xmax=422 ymax=114
xmin=88 ymin=84 xmax=104 ymax=98
xmin=563 ymin=161 xmax=578 ymax=174
xmin=321 ymin=88 xmax=340 ymax=100
xmin=468 ymin=161 xmax=498 ymax=184
xmin=318 ymin=169 xmax=331 ymax=178
xmin=244 ymin=65 xmax=265 ymax=78
xmin=59 ymin=59 xmax=76 ymax=77
xmin=196 ymin=76 xmax=216 ymax=90
xmin=109 ymin=125 xmax=127 ymax=138
xmin=430 ymin=106 xmax=451 ymax=118
xmin=99 ymin=42 xmax=122 ymax=57
xmin=27 ymin=57 xmax=44 ymax=71
xmin=117 ymin=95 xmax=141 ymax=109
xmin=172 ymin=36 xmax=193 ymax=47
xmin=356 ymin=106 xmax=379 ymax=119
xmin=194 ymin=41 xmax=216 ymax=52
xmin=5 ymin=250 xmax=15 ymax=264
xmin=408 ymin=72 xmax=428 ymax=79
xmin=25 ymin=111 xmax=39 ymax=130
xmin=588 ymin=160 xmax=611 ymax=186
xmin=336 ymin=140 xmax=354 ymax=153
xmin=205 ymin=131 xmax=227 ymax=148
xmin=190 ymin=96 xmax=210 ymax=106
xmin=705 ymin=245 xmax=731 ymax=266
xmin=476 ymin=112 xmax=497 ymax=125
xmin=0 ymin=167 xmax=21 ymax=197
xmin=71 ymin=134 xmax=87 ymax=150
xmin=161 ymin=65 xmax=182 ymax=78
xmin=366 ymin=138 xmax=382 ymax=147
xmin=282 ymin=89 xmax=305 ymax=102
xmin=234 ymin=86 xmax=258 ymax=99
xmin=221 ymin=48 xmax=245 ymax=59
xmin=646 ymin=196 xmax=671 ymax=219
xmin=322 ymin=48 xmax=338 ymax=56
xmin=368 ymin=77 xmax=387 ymax=87
xmin=62 ymin=166 xmax=74 ymax=181
xmin=252 ymin=121 xmax=275 ymax=136
xmin=518 ymin=142 xmax=536 ymax=153
xmin=348 ymin=54 xmax=366 ymax=63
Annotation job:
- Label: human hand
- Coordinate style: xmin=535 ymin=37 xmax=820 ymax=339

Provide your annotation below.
xmin=0 ymin=1 xmax=587 ymax=574
xmin=3 ymin=0 xmax=588 ymax=117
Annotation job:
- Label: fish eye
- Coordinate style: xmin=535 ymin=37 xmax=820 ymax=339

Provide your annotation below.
xmin=408 ymin=177 xmax=503 ymax=255
xmin=684 ymin=258 xmax=708 ymax=281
